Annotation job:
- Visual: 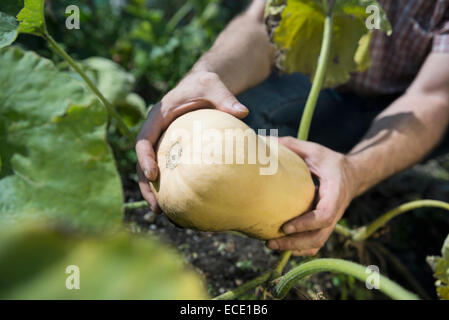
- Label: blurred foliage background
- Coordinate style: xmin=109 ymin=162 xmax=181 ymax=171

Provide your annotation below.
xmin=18 ymin=0 xmax=250 ymax=103
xmin=12 ymin=0 xmax=250 ymax=177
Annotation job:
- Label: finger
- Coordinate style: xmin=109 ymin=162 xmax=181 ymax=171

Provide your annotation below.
xmin=137 ymin=164 xmax=161 ymax=214
xmin=207 ymin=80 xmax=249 ymax=118
xmin=136 ymin=138 xmax=159 ymax=181
xmin=291 ymin=248 xmax=320 ymax=257
xmin=278 ymin=137 xmax=322 ymax=161
xmin=135 ymin=104 xmax=164 ymax=181
xmin=282 ymin=179 xmax=339 ymax=234
xmin=266 ymin=229 xmax=326 ymax=252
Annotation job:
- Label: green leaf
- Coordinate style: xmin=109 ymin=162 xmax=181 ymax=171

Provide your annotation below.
xmin=0 ymin=11 xmax=18 ymax=48
xmin=265 ymin=0 xmax=392 ymax=88
xmin=0 ymin=223 xmax=208 ymax=299
xmin=81 ymin=57 xmax=136 ymax=105
xmin=16 ymin=0 xmax=46 ymax=36
xmin=427 ymin=234 xmax=449 ymax=300
xmin=73 ymin=57 xmax=146 ymax=126
xmin=0 ymin=46 xmax=123 ymax=231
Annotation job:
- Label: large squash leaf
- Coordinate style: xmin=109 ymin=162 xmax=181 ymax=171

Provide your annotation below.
xmin=0 ymin=46 xmax=123 ymax=231
xmin=61 ymin=57 xmax=147 ymax=127
xmin=265 ymin=0 xmax=392 ymax=88
xmin=0 ymin=223 xmax=208 ymax=299
xmin=80 ymin=57 xmax=147 ymax=126
xmin=427 ymin=234 xmax=449 ymax=300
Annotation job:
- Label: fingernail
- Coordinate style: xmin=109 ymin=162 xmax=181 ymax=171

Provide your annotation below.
xmin=149 ymin=166 xmax=158 ymax=181
xmin=144 ymin=168 xmax=150 ymax=179
xmin=144 ymin=161 xmax=158 ymax=181
xmin=231 ymin=102 xmax=248 ymax=113
xmin=283 ymin=224 xmax=296 ymax=235
xmin=267 ymin=240 xmax=279 ymax=250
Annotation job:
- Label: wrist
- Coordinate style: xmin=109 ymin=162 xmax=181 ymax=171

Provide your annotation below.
xmin=343 ymin=154 xmax=364 ymax=201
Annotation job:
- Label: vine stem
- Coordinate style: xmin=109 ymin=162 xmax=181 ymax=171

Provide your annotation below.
xmin=270 ymin=250 xmax=292 ymax=280
xmin=352 ymin=200 xmax=449 ymax=242
xmin=213 ymin=270 xmax=272 ymax=300
xmin=334 ymin=223 xmax=353 ymax=237
xmin=273 ymin=258 xmax=419 ymax=300
xmin=123 ymin=201 xmax=149 ymax=210
xmin=297 ymin=0 xmax=334 ymax=141
xmin=214 ymin=198 xmax=449 ymax=299
xmin=213 ymin=223 xmax=347 ymax=300
xmin=44 ymin=34 xmax=135 ymax=143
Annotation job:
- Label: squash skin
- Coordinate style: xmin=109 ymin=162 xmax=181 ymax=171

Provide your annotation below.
xmin=150 ymin=109 xmax=315 ymax=240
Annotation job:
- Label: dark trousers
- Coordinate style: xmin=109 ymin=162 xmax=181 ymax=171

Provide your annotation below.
xmin=237 ymin=72 xmax=449 ymax=159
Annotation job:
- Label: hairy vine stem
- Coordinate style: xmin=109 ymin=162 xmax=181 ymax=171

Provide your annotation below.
xmin=44 ymin=34 xmax=135 ymax=143
xmin=273 ymin=258 xmax=419 ymax=300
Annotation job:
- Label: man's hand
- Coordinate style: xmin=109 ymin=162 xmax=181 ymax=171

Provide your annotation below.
xmin=267 ymin=137 xmax=356 ymax=256
xmin=135 ymin=71 xmax=248 ymax=212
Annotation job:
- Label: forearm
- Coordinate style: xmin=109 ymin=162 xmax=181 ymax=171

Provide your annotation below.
xmin=191 ymin=0 xmax=274 ymax=94
xmin=347 ymin=92 xmax=449 ymax=197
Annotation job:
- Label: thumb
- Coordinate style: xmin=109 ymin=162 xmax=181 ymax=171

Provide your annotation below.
xmin=207 ymin=81 xmax=249 ymax=119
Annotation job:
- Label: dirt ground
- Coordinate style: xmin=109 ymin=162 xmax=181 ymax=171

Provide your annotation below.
xmin=123 ymin=155 xmax=449 ymax=300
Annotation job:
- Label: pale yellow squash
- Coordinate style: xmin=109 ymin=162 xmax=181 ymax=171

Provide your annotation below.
xmin=150 ymin=109 xmax=315 ymax=240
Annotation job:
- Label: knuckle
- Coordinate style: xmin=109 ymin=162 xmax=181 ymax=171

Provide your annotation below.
xmin=323 ymin=214 xmax=334 ymax=227
xmin=197 ymin=71 xmax=219 ymax=87
xmin=311 ymin=236 xmax=324 ymax=248
xmin=280 ymin=136 xmax=296 ymax=147
xmin=282 ymin=238 xmax=293 ymax=251
xmin=160 ymin=103 xmax=173 ymax=119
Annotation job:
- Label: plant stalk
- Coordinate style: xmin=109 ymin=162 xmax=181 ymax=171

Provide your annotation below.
xmin=270 ymin=250 xmax=292 ymax=280
xmin=44 ymin=34 xmax=135 ymax=143
xmin=274 ymin=258 xmax=419 ymax=300
xmin=213 ymin=270 xmax=272 ymax=300
xmin=352 ymin=200 xmax=449 ymax=242
xmin=297 ymin=1 xmax=334 ymax=141
xmin=334 ymin=223 xmax=353 ymax=237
